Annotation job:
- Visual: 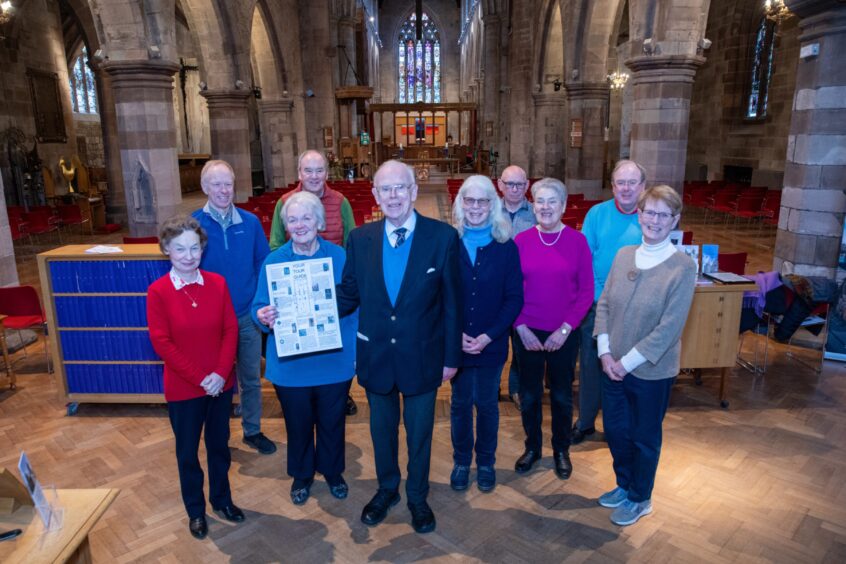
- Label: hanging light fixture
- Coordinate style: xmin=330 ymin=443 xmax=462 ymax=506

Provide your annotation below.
xmin=764 ymin=0 xmax=792 ymax=25
xmin=0 ymin=1 xmax=14 ymax=26
xmin=607 ymin=71 xmax=629 ymax=91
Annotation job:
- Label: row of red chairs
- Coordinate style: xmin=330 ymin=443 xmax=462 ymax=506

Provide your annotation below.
xmin=7 ymin=204 xmax=89 ymax=245
xmin=684 ymin=182 xmax=781 ymax=229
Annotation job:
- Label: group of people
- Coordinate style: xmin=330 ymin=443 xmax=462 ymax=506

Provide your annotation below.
xmin=145 ymin=151 xmax=696 ymax=540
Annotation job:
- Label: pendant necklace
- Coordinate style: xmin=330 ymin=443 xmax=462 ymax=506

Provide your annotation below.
xmin=182 ymin=286 xmax=198 ymax=308
xmin=536 ymin=224 xmax=564 ymax=247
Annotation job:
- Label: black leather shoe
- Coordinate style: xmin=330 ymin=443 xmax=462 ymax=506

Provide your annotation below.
xmin=407 ymin=501 xmax=436 ymax=534
xmin=361 ymin=490 xmax=400 ymax=526
xmin=213 ymin=504 xmax=245 ymax=522
xmin=189 ymin=515 xmax=208 ymax=539
xmin=346 ymin=394 xmax=358 ymax=416
xmin=514 ymin=449 xmax=541 ymax=474
xmin=571 ymin=424 xmax=595 ymax=445
xmin=553 ymin=451 xmax=573 ymax=480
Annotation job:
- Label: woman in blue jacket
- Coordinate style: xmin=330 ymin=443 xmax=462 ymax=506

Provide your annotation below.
xmin=449 ymin=175 xmax=524 ymax=493
xmin=252 ymin=192 xmax=357 ymax=506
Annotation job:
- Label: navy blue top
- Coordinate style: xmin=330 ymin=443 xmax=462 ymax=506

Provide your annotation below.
xmin=460 ymin=238 xmax=524 ymax=367
xmin=251 ymin=237 xmax=358 ymax=387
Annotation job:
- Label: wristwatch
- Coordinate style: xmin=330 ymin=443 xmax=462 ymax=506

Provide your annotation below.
xmin=560 ymin=326 xmax=569 ymax=336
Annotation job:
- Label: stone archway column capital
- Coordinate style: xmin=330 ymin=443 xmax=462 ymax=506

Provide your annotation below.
xmin=259 ymin=98 xmax=295 ymax=113
xmin=201 ymin=89 xmax=252 ymax=110
xmin=624 ymin=55 xmax=706 ymax=85
xmin=564 ymin=82 xmax=610 ymax=102
xmin=532 ymin=91 xmax=567 ymax=106
xmin=101 ymin=60 xmax=180 ymax=89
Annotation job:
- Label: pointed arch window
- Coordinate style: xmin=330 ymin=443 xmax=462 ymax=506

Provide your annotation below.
xmin=746 ymin=17 xmax=776 ymax=119
xmin=397 ymin=12 xmax=441 ymax=103
xmin=69 ymin=46 xmax=98 ymax=115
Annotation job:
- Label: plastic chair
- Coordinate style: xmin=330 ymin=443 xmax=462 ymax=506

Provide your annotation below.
xmin=122 ymin=236 xmax=159 ymax=244
xmin=718 ymin=252 xmax=747 ymax=275
xmin=0 ymin=286 xmax=52 ymax=373
xmin=57 ymin=204 xmax=89 ymax=234
xmin=22 ymin=210 xmax=61 ymax=244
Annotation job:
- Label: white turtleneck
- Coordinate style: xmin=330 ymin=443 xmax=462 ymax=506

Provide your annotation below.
xmin=597 ymin=236 xmax=679 ymax=373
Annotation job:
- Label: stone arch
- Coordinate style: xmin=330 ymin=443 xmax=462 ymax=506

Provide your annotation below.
xmin=250 ymin=0 xmax=285 ymax=98
xmin=179 ymin=0 xmax=245 ymax=89
xmin=535 ymin=0 xmax=565 ymax=91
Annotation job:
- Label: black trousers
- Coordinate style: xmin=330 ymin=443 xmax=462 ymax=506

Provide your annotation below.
xmin=274 ymin=380 xmax=351 ymax=481
xmin=167 ymin=388 xmax=233 ymax=519
xmin=366 ymin=387 xmax=437 ymax=504
xmin=515 ymin=329 xmax=580 ymax=454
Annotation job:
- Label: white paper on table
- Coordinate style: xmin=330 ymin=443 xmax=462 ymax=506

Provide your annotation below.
xmin=84 ymin=245 xmax=124 ymax=254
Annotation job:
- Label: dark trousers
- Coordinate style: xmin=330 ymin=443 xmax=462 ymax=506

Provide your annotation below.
xmin=576 ymin=304 xmax=602 ymax=431
xmin=507 ymin=331 xmax=521 ymax=396
xmin=167 ymin=388 xmax=234 ymax=519
xmin=602 ymin=374 xmax=675 ymax=503
xmin=515 ymin=328 xmax=579 ymax=454
xmin=366 ymin=388 xmax=436 ymax=504
xmin=274 ymin=380 xmax=351 ymax=481
xmin=450 ymin=364 xmax=502 ymax=467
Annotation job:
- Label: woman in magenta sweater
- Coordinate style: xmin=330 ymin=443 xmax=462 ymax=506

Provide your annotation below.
xmin=513 ymin=178 xmax=594 ymax=480
xmin=147 ymin=215 xmax=243 ymax=540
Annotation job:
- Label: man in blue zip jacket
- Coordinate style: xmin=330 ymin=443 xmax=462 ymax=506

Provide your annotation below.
xmin=192 ymin=160 xmax=274 ymax=455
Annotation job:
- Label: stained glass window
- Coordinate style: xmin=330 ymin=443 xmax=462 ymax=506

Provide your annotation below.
xmin=69 ymin=46 xmax=99 ymax=115
xmin=397 ymin=12 xmax=441 ymax=103
xmin=746 ymin=17 xmax=776 ymax=119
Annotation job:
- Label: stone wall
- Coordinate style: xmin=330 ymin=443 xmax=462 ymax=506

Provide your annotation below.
xmin=687 ymin=0 xmax=800 ymax=186
xmin=74 ymin=116 xmax=105 ymax=168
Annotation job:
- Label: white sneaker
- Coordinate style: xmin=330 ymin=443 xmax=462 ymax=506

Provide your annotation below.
xmin=610 ymin=499 xmax=652 ymax=526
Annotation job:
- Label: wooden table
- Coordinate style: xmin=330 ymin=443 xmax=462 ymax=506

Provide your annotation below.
xmin=399 ymin=157 xmax=459 ymax=175
xmin=680 ymin=282 xmax=757 ymax=408
xmin=0 ymin=314 xmax=14 ymax=390
xmin=0 ymin=488 xmax=118 ymax=563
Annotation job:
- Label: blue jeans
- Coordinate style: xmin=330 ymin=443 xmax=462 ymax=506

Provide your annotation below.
xmin=236 ymin=313 xmax=263 ymax=436
xmin=602 ymin=374 xmax=675 ymax=503
xmin=576 ymin=304 xmax=602 ymax=431
xmin=450 ymin=364 xmax=502 ymax=467
xmin=515 ymin=328 xmax=579 ymax=453
xmin=366 ymin=388 xmax=436 ymax=504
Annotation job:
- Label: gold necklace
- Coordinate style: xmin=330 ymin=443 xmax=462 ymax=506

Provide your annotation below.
xmin=182 ymin=286 xmax=199 ymax=308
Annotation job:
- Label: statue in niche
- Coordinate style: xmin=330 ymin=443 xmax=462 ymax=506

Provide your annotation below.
xmin=129 ymin=157 xmax=157 ymax=225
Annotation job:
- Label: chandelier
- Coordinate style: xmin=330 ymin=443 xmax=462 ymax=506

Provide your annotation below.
xmin=0 ymin=1 xmax=12 ymax=26
xmin=607 ymin=71 xmax=629 ymax=91
xmin=764 ymin=0 xmax=791 ymax=25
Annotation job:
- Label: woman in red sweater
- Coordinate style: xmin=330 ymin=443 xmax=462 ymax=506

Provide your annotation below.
xmin=147 ymin=215 xmax=243 ymax=540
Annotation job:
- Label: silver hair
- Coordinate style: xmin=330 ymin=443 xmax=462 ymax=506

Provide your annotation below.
xmin=611 ymin=159 xmax=647 ymax=184
xmin=281 ymin=191 xmax=327 ymax=231
xmin=297 ymin=150 xmax=328 ymax=171
xmin=373 ymin=159 xmax=415 ymax=187
xmin=452 ymin=175 xmax=512 ymax=243
xmin=530 ymin=177 xmax=568 ymax=202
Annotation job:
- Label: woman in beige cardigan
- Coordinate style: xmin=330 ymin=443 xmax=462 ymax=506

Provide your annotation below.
xmin=593 ymin=185 xmax=697 ymax=527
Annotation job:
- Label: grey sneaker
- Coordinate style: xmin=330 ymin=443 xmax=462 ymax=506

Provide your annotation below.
xmin=598 ymin=486 xmax=628 ymax=508
xmin=243 ymin=432 xmax=277 ymax=455
xmin=610 ymin=499 xmax=652 ymax=526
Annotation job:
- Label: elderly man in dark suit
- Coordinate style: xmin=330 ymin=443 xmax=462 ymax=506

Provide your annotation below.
xmin=336 ymin=159 xmax=461 ymax=534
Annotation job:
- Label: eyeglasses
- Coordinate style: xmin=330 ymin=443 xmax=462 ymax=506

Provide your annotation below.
xmin=462 ymin=197 xmax=491 ymax=207
xmin=501 ymin=181 xmax=527 ymax=190
xmin=376 ymin=184 xmax=410 ymax=195
xmin=613 ymin=178 xmax=642 ymax=188
xmin=640 ymin=209 xmax=675 ymax=221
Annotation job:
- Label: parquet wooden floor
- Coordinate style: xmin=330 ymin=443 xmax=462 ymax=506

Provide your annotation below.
xmin=3 ymin=184 xmax=845 ymax=562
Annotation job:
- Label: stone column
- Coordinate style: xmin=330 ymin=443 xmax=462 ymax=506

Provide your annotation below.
xmin=92 ymin=65 xmax=127 ymax=225
xmin=625 ymin=55 xmax=705 ymax=194
xmin=564 ymin=83 xmax=608 ymax=198
xmin=258 ymin=97 xmax=297 ymax=188
xmin=101 ymin=60 xmax=181 ymax=238
xmin=201 ymin=90 xmax=253 ymax=202
xmin=0 ymin=175 xmax=19 ymax=286
xmin=481 ymin=15 xmax=501 ymax=150
xmin=337 ymin=16 xmax=357 ymax=87
xmin=531 ymin=92 xmax=567 ymax=180
xmin=775 ymin=0 xmax=846 ymax=278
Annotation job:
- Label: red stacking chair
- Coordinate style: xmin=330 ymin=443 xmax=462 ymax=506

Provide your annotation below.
xmin=123 ymin=236 xmax=159 ymax=244
xmin=57 ymin=204 xmax=89 ymax=234
xmin=0 ymin=285 xmax=52 ymax=373
xmin=728 ymin=195 xmax=765 ymax=229
xmin=718 ymin=252 xmax=747 ymax=275
xmin=22 ymin=210 xmax=61 ymax=244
